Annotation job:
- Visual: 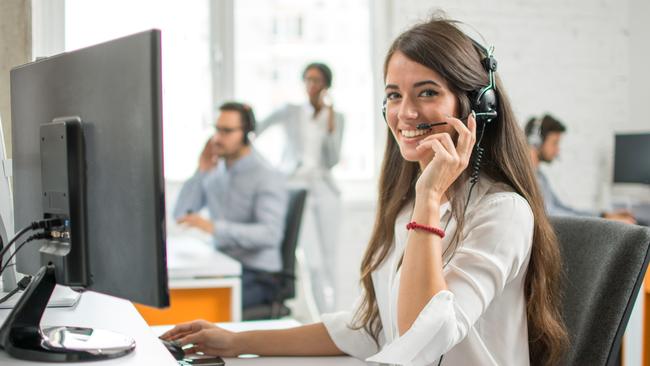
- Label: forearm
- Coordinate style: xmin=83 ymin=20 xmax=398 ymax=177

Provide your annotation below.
xmin=398 ymin=201 xmax=447 ymax=335
xmin=549 ymin=198 xmax=595 ymax=217
xmin=214 ymin=221 xmax=283 ymax=250
xmin=322 ymin=114 xmax=343 ymax=168
xmin=326 ymin=107 xmax=335 ymax=134
xmin=235 ymin=323 xmax=344 ymax=356
xmin=173 ymin=173 xmax=206 ymax=219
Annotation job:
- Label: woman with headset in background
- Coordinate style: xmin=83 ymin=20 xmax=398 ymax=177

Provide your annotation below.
xmin=255 ymin=62 xmax=345 ymax=314
xmin=162 ymin=15 xmax=568 ymax=365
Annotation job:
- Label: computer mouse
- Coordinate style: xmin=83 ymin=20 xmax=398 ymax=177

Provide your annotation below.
xmin=161 ymin=339 xmax=185 ymax=360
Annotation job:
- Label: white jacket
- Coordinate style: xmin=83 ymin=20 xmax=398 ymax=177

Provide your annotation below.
xmin=257 ymin=103 xmax=344 ymax=194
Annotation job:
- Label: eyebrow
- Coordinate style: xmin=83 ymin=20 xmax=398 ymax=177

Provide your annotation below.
xmin=414 ymin=80 xmax=441 ymax=88
xmin=385 ymin=79 xmax=441 ymax=91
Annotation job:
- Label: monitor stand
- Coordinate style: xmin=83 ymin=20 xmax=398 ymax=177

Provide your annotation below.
xmin=0 ymin=265 xmax=135 ymax=361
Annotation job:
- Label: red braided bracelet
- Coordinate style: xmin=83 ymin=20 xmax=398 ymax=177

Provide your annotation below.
xmin=406 ymin=221 xmax=445 ymax=238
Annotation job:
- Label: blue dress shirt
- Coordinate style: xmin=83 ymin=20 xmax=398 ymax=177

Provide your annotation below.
xmin=173 ymin=150 xmax=288 ymax=272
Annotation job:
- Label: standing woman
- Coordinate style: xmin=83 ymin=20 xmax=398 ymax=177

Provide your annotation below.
xmin=256 ymin=63 xmax=345 ymax=313
xmin=162 ymin=16 xmax=568 ymax=365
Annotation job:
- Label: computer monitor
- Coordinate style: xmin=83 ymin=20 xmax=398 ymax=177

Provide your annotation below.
xmin=613 ymin=133 xmax=650 ymax=185
xmin=0 ymin=30 xmax=169 ymax=361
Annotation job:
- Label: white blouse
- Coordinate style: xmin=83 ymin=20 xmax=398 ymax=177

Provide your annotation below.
xmin=293 ymin=103 xmax=328 ymax=180
xmin=322 ymin=176 xmax=534 ymax=365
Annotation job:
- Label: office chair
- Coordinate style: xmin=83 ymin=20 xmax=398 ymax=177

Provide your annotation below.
xmin=243 ymin=189 xmax=307 ymax=320
xmin=551 ymin=216 xmax=650 ymax=365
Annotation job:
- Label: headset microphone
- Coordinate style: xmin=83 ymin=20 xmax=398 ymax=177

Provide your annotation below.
xmin=416 ymin=122 xmax=447 ymax=130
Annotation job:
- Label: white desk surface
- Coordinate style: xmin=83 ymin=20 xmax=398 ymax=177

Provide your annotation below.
xmin=167 ymin=233 xmax=241 ymax=279
xmin=0 ymin=291 xmax=177 ymax=365
xmin=0 ymin=293 xmax=366 ymax=365
xmin=153 ymin=320 xmax=368 ymax=366
xmin=166 ymin=233 xmax=244 ymax=321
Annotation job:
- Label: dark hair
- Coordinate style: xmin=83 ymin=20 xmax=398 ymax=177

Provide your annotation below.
xmin=351 ymin=15 xmax=568 ymax=366
xmin=525 ymin=114 xmax=566 ymax=143
xmin=302 ymin=62 xmax=333 ymax=88
xmin=219 ymin=102 xmax=256 ymax=144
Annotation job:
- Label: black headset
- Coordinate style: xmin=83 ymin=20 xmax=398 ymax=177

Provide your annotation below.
xmin=381 ymin=37 xmax=498 ymax=125
xmin=468 ymin=39 xmax=498 ymax=124
xmin=241 ymin=104 xmax=256 ymax=145
xmin=219 ymin=102 xmax=256 ymax=145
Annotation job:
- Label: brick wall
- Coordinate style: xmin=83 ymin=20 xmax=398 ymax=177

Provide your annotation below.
xmin=389 ymin=0 xmax=639 ymax=211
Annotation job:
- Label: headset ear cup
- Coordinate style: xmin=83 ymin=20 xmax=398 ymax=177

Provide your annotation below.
xmin=243 ymin=107 xmax=255 ymax=145
xmin=527 ymin=119 xmax=543 ymax=148
xmin=528 ymin=134 xmax=541 ymax=148
xmin=381 ymin=98 xmax=387 ymax=123
xmin=473 ymin=86 xmax=498 ymax=123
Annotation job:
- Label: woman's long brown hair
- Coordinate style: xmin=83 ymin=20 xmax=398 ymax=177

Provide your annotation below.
xmin=350 ymin=15 xmax=568 ymax=365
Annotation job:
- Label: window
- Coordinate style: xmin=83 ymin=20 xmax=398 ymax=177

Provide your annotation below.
xmin=63 ymin=0 xmax=376 ymax=183
xmin=65 ymin=0 xmax=213 ymax=181
xmin=233 ymin=0 xmax=374 ymax=180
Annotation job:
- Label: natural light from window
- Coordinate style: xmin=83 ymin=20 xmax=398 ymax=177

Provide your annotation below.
xmin=233 ymin=0 xmax=373 ymax=180
xmin=65 ymin=0 xmax=213 ymax=182
xmin=65 ymin=0 xmax=375 ymax=183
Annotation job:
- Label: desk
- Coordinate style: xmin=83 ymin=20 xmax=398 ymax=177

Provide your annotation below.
xmin=136 ymin=235 xmax=242 ymax=324
xmin=0 ymin=294 xmax=365 ymax=365
xmin=0 ymin=291 xmax=177 ymax=365
xmin=152 ymin=320 xmax=367 ymax=366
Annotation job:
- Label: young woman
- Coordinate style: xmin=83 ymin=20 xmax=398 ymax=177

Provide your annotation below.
xmin=161 ymin=16 xmax=568 ymax=366
xmin=256 ymin=62 xmax=345 ymax=313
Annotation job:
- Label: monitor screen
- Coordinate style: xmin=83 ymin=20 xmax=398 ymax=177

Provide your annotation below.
xmin=10 ymin=30 xmax=169 ymax=307
xmin=613 ymin=133 xmax=650 ymax=185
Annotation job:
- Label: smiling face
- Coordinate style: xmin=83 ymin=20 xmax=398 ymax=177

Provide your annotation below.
xmin=384 ymin=51 xmax=460 ymax=163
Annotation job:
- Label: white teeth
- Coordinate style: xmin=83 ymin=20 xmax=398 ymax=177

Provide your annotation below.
xmin=401 ymin=128 xmax=432 ymax=138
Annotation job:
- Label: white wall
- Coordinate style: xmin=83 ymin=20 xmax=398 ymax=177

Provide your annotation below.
xmin=391 ymin=0 xmax=635 ymax=211
xmin=630 ymin=0 xmax=650 ymax=121
xmin=0 ymin=0 xmax=31 ymax=157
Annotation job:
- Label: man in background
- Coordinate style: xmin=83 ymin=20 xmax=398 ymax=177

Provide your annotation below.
xmin=174 ymin=102 xmax=289 ymax=309
xmin=525 ymin=114 xmax=635 ymax=224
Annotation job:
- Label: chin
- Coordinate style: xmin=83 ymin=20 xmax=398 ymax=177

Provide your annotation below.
xmin=398 ymin=145 xmax=432 ymax=163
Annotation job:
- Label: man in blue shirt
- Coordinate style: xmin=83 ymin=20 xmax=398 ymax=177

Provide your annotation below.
xmin=174 ymin=102 xmax=289 ymax=309
xmin=525 ymin=114 xmax=635 ymax=223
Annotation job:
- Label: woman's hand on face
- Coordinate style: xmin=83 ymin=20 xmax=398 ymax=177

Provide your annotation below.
xmin=414 ymin=112 xmax=477 ymax=205
xmin=160 ymin=319 xmax=241 ymax=357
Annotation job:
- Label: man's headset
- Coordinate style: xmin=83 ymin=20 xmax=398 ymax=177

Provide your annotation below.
xmin=241 ymin=104 xmax=256 ymax=145
xmin=218 ymin=102 xmax=256 ymax=145
xmin=527 ymin=117 xmax=543 ymax=148
xmin=381 ymin=37 xmax=498 ymax=126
